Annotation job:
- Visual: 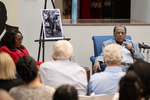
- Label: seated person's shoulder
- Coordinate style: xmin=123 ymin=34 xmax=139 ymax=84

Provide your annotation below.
xmin=102 ymin=38 xmax=115 ymax=47
xmin=43 ymin=85 xmax=55 ymax=93
xmin=39 ymin=61 xmax=55 ymax=69
xmin=0 ymin=45 xmax=10 ymax=51
xmin=103 ymin=38 xmax=115 ymax=44
xmin=0 ymin=45 xmax=7 ymax=48
xmin=126 ymin=39 xmax=137 ymax=44
xmin=74 ymin=64 xmax=86 ymax=70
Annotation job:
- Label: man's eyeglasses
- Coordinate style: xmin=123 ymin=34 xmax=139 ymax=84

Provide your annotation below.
xmin=115 ymin=32 xmax=126 ymax=35
xmin=17 ymin=37 xmax=23 ymax=42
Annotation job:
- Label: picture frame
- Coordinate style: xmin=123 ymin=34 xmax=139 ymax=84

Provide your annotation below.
xmin=41 ymin=9 xmax=63 ymax=39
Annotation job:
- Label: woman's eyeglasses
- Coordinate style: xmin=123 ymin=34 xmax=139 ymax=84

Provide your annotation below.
xmin=17 ymin=37 xmax=23 ymax=42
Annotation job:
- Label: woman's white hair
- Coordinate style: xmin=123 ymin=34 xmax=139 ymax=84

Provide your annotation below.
xmin=53 ymin=40 xmax=73 ymax=60
xmin=104 ymin=44 xmax=122 ymax=65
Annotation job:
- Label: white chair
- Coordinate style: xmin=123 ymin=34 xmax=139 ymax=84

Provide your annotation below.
xmin=93 ymin=94 xmax=115 ymax=100
xmin=78 ymin=95 xmax=92 ymax=100
xmin=78 ymin=92 xmax=95 ymax=100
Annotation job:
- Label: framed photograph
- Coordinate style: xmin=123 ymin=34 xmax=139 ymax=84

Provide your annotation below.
xmin=41 ymin=9 xmax=63 ymax=39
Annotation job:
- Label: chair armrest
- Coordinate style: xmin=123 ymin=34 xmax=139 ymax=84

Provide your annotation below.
xmin=100 ymin=63 xmax=106 ymax=70
xmin=90 ymin=56 xmax=95 ymax=62
xmin=90 ymin=56 xmax=106 ymax=73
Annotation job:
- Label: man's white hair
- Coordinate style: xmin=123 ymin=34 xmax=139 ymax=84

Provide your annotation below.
xmin=104 ymin=44 xmax=122 ymax=65
xmin=53 ymin=40 xmax=73 ymax=60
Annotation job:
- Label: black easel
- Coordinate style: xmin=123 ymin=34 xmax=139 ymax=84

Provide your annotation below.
xmin=35 ymin=0 xmax=70 ymax=62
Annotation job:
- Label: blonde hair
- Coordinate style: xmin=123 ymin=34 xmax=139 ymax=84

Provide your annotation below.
xmin=53 ymin=40 xmax=73 ymax=60
xmin=0 ymin=52 xmax=16 ymax=80
xmin=104 ymin=44 xmax=122 ymax=65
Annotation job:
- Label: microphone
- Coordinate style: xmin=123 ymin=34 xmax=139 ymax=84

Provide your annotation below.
xmin=129 ymin=49 xmax=135 ymax=56
xmin=123 ymin=41 xmax=135 ymax=56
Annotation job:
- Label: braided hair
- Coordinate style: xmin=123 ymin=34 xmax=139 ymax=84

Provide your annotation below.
xmin=16 ymin=56 xmax=38 ymax=83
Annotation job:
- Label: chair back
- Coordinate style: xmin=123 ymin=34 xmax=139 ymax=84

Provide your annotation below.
xmin=78 ymin=93 xmax=114 ymax=100
xmin=93 ymin=94 xmax=114 ymax=100
xmin=92 ymin=35 xmax=132 ymax=57
xmin=78 ymin=95 xmax=92 ymax=100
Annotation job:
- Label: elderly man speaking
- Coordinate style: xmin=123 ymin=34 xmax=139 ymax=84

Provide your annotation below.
xmin=93 ymin=25 xmax=144 ymax=73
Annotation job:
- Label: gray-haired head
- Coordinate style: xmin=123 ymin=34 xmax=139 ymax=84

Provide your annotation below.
xmin=52 ymin=40 xmax=73 ymax=60
xmin=113 ymin=25 xmax=127 ymax=34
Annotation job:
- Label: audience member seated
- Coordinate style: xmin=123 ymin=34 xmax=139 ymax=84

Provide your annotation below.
xmin=112 ymin=71 xmax=143 ymax=100
xmin=39 ymin=40 xmax=87 ymax=95
xmin=9 ymin=56 xmax=54 ymax=100
xmin=0 ymin=29 xmax=42 ymax=66
xmin=0 ymin=89 xmax=14 ymax=100
xmin=53 ymin=85 xmax=78 ymax=100
xmin=93 ymin=25 xmax=144 ymax=73
xmin=0 ymin=52 xmax=24 ymax=91
xmin=87 ymin=44 xmax=125 ymax=95
xmin=127 ymin=60 xmax=150 ymax=100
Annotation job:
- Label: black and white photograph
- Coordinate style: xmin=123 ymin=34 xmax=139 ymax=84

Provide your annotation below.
xmin=41 ymin=9 xmax=63 ymax=39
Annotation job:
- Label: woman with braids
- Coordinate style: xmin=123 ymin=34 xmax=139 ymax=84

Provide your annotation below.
xmin=9 ymin=56 xmax=54 ymax=100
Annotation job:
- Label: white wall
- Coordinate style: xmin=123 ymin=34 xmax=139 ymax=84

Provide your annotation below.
xmin=131 ymin=0 xmax=150 ymax=23
xmin=1 ymin=0 xmax=19 ymax=26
